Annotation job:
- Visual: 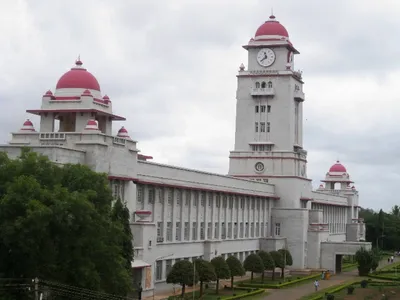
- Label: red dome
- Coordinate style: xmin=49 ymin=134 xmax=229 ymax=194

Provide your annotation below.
xmin=329 ymin=161 xmax=347 ymax=173
xmin=255 ymin=15 xmax=289 ymax=38
xmin=56 ymin=60 xmax=101 ymax=91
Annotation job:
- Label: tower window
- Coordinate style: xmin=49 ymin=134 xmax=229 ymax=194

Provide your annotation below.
xmin=267 ymin=105 xmax=271 ymax=113
xmin=267 ymin=122 xmax=270 ymax=132
xmin=255 ymin=122 xmax=259 ymax=132
xmin=260 ymin=122 xmax=266 ymax=132
xmin=260 ymin=105 xmax=266 ymax=113
xmin=255 ymin=106 xmax=259 ymax=113
xmin=255 ymin=82 xmax=260 ymax=88
xmin=268 ymin=81 xmax=273 ymax=88
xmin=261 ymin=82 xmax=266 ymax=88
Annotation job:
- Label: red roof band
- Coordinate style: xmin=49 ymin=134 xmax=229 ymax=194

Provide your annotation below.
xmin=255 ymin=15 xmax=289 ymax=38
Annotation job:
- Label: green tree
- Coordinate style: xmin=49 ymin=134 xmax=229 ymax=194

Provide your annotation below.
xmin=258 ymin=251 xmax=275 ymax=281
xmin=0 ymin=149 xmax=132 ymax=299
xmin=270 ymin=251 xmax=284 ymax=279
xmin=166 ymin=260 xmax=198 ymax=297
xmin=111 ymin=198 xmax=134 ymax=271
xmin=211 ymin=256 xmax=231 ymax=294
xmin=194 ymin=259 xmax=216 ymax=297
xmin=243 ymin=254 xmax=264 ymax=281
xmin=226 ymin=255 xmax=245 ymax=290
xmin=278 ymin=249 xmax=293 ymax=278
xmin=355 ymin=247 xmax=374 ymax=276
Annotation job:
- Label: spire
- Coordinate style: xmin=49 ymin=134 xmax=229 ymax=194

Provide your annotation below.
xmin=117 ymin=126 xmax=131 ymax=139
xmin=20 ymin=119 xmax=35 ymax=132
xmin=83 ymin=119 xmax=100 ymax=132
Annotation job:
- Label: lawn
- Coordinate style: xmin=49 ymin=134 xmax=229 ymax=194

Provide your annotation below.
xmin=327 ymin=283 xmax=400 ymax=299
xmin=168 ymin=287 xmax=264 ymax=300
xmin=238 ymin=273 xmax=315 ymax=285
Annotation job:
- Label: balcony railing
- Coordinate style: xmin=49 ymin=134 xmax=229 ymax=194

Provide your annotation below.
xmin=294 ymin=90 xmax=305 ymax=101
xmin=308 ymin=223 xmax=329 ymax=232
xmin=39 ymin=133 xmax=66 ymax=140
xmin=250 ymin=87 xmax=275 ymax=96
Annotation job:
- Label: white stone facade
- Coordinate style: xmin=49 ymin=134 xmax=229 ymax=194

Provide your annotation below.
xmin=0 ymin=15 xmax=370 ymax=297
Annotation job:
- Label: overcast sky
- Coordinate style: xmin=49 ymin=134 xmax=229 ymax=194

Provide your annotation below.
xmin=1 ymin=0 xmax=399 ymax=211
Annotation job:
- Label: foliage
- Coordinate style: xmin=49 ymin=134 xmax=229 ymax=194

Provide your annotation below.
xmin=269 ymin=251 xmax=284 ymax=268
xmin=226 ymin=256 xmax=245 ymax=289
xmin=355 ymin=247 xmax=376 ymax=276
xmin=257 ymin=251 xmax=275 ymax=281
xmin=211 ymin=256 xmax=231 ymax=294
xmin=194 ymin=259 xmax=216 ymax=296
xmin=238 ymin=273 xmax=320 ymax=289
xmin=166 ymin=287 xmax=264 ymax=300
xmin=346 ymin=286 xmax=354 ymax=294
xmin=0 ymin=149 xmax=132 ymax=298
xmin=243 ymin=254 xmax=264 ymax=281
xmin=278 ymin=249 xmax=293 ymax=266
xmin=111 ymin=198 xmax=134 ymax=271
xmin=166 ymin=260 xmax=198 ymax=296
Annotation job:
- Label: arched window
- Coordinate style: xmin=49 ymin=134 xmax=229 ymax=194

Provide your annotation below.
xmin=255 ymin=82 xmax=260 ymax=88
xmin=268 ymin=81 xmax=273 ymax=88
xmin=261 ymin=82 xmax=266 ymax=88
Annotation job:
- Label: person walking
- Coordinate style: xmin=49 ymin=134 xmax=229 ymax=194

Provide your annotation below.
xmin=314 ymin=279 xmax=319 ymax=292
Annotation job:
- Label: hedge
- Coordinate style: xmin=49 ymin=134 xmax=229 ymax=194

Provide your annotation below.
xmin=368 ymin=273 xmax=400 ymax=281
xmin=238 ymin=273 xmax=320 ymax=289
xmin=167 ymin=287 xmax=264 ymax=300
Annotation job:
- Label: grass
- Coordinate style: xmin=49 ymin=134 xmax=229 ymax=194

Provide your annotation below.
xmin=237 ymin=273 xmax=321 ymax=289
xmin=168 ymin=287 xmax=264 ymax=300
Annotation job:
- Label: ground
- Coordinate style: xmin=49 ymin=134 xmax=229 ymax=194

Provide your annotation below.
xmin=332 ymin=284 xmax=400 ymax=299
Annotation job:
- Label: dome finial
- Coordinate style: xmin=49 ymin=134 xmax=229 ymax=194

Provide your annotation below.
xmin=75 ymin=55 xmax=83 ymax=66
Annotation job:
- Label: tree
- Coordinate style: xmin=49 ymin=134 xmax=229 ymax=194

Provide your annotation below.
xmin=166 ymin=260 xmax=198 ymax=297
xmin=211 ymin=256 xmax=231 ymax=294
xmin=258 ymin=251 xmax=275 ymax=281
xmin=355 ymin=247 xmax=374 ymax=276
xmin=226 ymin=255 xmax=245 ymax=290
xmin=194 ymin=259 xmax=216 ymax=297
xmin=243 ymin=254 xmax=264 ymax=281
xmin=270 ymin=251 xmax=284 ymax=279
xmin=0 ymin=149 xmax=133 ymax=299
xmin=278 ymin=249 xmax=293 ymax=278
xmin=111 ymin=198 xmax=134 ymax=271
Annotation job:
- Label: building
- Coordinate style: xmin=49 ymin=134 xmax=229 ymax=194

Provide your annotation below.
xmin=0 ymin=14 xmax=369 ymax=297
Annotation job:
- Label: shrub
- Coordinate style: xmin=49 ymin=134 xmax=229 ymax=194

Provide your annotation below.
xmin=361 ymin=280 xmax=368 ymax=288
xmin=326 ymin=294 xmax=335 ymax=300
xmin=347 ymin=286 xmax=354 ymax=295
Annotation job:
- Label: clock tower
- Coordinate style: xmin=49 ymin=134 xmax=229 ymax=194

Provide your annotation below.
xmin=228 ymin=15 xmax=311 ymax=207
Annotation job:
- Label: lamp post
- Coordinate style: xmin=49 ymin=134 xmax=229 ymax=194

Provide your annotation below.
xmin=153 ymin=254 xmax=173 ymax=300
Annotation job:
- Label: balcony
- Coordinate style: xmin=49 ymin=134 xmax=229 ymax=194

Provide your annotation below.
xmin=308 ymin=223 xmax=329 ymax=232
xmin=294 ymin=90 xmax=305 ymax=102
xmin=250 ymin=87 xmax=275 ymax=97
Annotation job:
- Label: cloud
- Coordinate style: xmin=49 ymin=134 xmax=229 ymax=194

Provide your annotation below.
xmin=0 ymin=0 xmax=399 ymax=211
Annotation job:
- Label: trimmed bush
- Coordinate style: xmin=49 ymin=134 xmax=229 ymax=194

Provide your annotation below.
xmin=347 ymin=286 xmax=354 ymax=295
xmin=238 ymin=273 xmax=320 ymax=289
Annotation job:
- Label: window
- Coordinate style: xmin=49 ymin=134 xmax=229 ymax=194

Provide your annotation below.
xmin=214 ymin=222 xmax=219 ymax=238
xmin=261 ymin=82 xmax=266 ymax=88
xmin=223 ymin=196 xmax=227 ymax=208
xmin=158 ymin=187 xmax=164 ymax=203
xmin=216 ymin=194 xmax=221 ymax=208
xmin=208 ymin=194 xmax=213 ymax=207
xmin=221 ymin=223 xmax=226 ymax=239
xmin=200 ymin=222 xmax=205 ymax=240
xmin=268 ymin=81 xmax=273 ymax=88
xmin=256 ymin=222 xmax=259 ymax=237
xmin=255 ymin=82 xmax=260 ymax=88
xmin=185 ymin=190 xmax=190 ymax=206
xmin=275 ymin=223 xmax=281 ymax=236
xmin=235 ymin=197 xmax=239 ymax=209
xmin=176 ymin=222 xmax=181 ymax=241
xmin=207 ymin=222 xmax=212 ymax=239
xmin=167 ymin=188 xmax=173 ymax=205
xmin=176 ymin=190 xmax=182 ymax=206
xmin=267 ymin=105 xmax=271 ymax=113
xmin=166 ymin=222 xmax=172 ymax=241
xmin=228 ymin=223 xmax=232 ymax=238
xmin=157 ymin=222 xmax=163 ymax=238
xmin=156 ymin=261 xmax=163 ymax=281
xmin=165 ymin=260 xmax=172 ymax=277
xmin=251 ymin=199 xmax=255 ymax=209
xmin=255 ymin=106 xmax=259 ymax=113
xmin=234 ymin=222 xmax=238 ymax=238
xmin=148 ymin=187 xmax=155 ymax=204
xmin=250 ymin=223 xmax=254 ymax=237
xmin=112 ymin=180 xmax=124 ymax=201
xmin=260 ymin=222 xmax=264 ymax=236
xmin=184 ymin=222 xmax=189 ymax=240
xmin=137 ymin=186 xmax=143 ymax=203
xmin=267 ymin=122 xmax=270 ymax=132
xmin=229 ymin=196 xmax=233 ymax=209
xmin=261 ymin=105 xmax=266 ymax=113
xmin=260 ymin=122 xmax=266 ymax=132
xmin=194 ymin=192 xmax=198 ymax=206
xmin=240 ymin=222 xmax=244 ymax=238
xmin=245 ymin=222 xmax=249 ymax=237
xmin=201 ymin=192 xmax=206 ymax=206
xmin=192 ymin=222 xmax=197 ymax=240
xmin=255 ymin=122 xmax=259 ymax=132
xmin=240 ymin=197 xmax=244 ymax=209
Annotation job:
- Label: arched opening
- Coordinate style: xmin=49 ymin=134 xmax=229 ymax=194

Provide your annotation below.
xmin=268 ymin=81 xmax=273 ymax=88
xmin=261 ymin=82 xmax=266 ymax=88
xmin=255 ymin=82 xmax=260 ymax=88
xmin=334 ymin=182 xmax=341 ymax=190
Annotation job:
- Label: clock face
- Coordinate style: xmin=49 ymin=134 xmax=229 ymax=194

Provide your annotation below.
xmin=257 ymin=48 xmax=276 ymax=67
xmin=255 ymin=162 xmax=265 ymax=173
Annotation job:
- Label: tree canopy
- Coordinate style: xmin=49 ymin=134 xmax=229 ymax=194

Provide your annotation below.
xmin=270 ymin=251 xmax=284 ymax=268
xmin=226 ymin=255 xmax=245 ymax=288
xmin=0 ymin=149 xmax=133 ymax=298
xmin=278 ymin=249 xmax=293 ymax=266
xmin=243 ymin=254 xmax=264 ymax=281
xmin=166 ymin=260 xmax=198 ymax=296
xmin=211 ymin=256 xmax=231 ymax=294
xmin=194 ymin=259 xmax=216 ymax=296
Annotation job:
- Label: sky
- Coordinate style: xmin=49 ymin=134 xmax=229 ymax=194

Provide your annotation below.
xmin=0 ymin=0 xmax=399 ymax=211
